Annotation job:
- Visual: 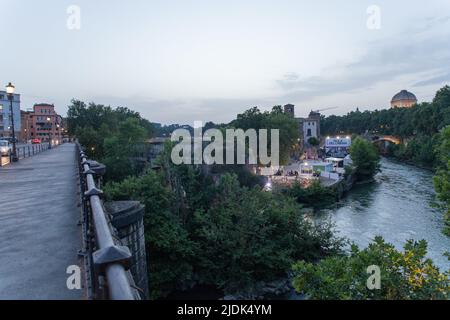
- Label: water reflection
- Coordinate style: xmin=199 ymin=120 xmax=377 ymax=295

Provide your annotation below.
xmin=318 ymin=158 xmax=450 ymax=270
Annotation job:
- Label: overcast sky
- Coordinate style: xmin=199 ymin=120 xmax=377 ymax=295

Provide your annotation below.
xmin=1 ymin=0 xmax=450 ymax=124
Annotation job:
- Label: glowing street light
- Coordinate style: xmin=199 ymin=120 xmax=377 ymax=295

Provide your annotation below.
xmin=5 ymin=82 xmax=18 ymax=162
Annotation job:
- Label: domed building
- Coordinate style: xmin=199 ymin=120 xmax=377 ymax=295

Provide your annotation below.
xmin=391 ymin=90 xmax=417 ymax=108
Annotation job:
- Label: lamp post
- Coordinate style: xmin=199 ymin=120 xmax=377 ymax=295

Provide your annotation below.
xmin=6 ymin=82 xmax=18 ymax=162
xmin=47 ymin=116 xmax=52 ymax=149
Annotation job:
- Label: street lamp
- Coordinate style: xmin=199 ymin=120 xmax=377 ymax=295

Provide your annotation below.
xmin=46 ymin=116 xmax=52 ymax=149
xmin=6 ymin=82 xmax=18 ymax=162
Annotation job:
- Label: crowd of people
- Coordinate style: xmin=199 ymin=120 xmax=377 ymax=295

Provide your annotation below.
xmin=274 ymin=169 xmax=300 ymax=177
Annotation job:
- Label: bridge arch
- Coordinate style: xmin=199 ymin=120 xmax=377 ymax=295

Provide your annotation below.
xmin=371 ymin=135 xmax=401 ymax=145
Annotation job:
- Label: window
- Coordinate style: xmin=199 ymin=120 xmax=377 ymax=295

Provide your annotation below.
xmin=307 ymin=129 xmax=312 ymax=137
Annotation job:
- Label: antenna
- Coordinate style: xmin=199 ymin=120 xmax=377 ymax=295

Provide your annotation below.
xmin=312 ymin=106 xmax=339 ymax=113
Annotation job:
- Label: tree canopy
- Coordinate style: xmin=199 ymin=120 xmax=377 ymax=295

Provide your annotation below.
xmin=230 ymin=106 xmax=299 ymax=165
xmin=293 ymin=237 xmax=450 ymax=300
xmin=349 ymin=137 xmax=381 ymax=181
xmin=105 ymin=145 xmax=345 ymax=298
xmin=434 ymin=126 xmax=450 ymax=235
xmin=67 ymin=100 xmax=153 ymax=181
xmin=321 ymin=85 xmax=450 ymax=169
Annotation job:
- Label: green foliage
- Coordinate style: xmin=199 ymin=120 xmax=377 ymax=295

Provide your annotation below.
xmin=192 ymin=174 xmax=345 ymax=294
xmin=321 ymin=85 xmax=450 ymax=168
xmin=231 ymin=106 xmax=299 ymax=165
xmin=433 ymin=126 xmax=450 ymax=235
xmin=433 ymin=85 xmax=450 ymax=110
xmin=343 ymin=165 xmax=355 ymax=180
xmin=67 ymin=100 xmax=153 ymax=140
xmin=210 ymin=164 xmax=265 ymax=188
xmin=104 ymin=170 xmax=197 ymax=299
xmin=287 ymin=180 xmax=337 ymax=209
xmin=101 ymin=118 xmax=148 ymax=181
xmin=308 ymin=137 xmax=320 ymax=146
xmin=386 ymin=135 xmax=439 ymax=168
xmin=292 ymin=236 xmax=450 ymax=300
xmin=67 ymin=100 xmax=153 ymax=181
xmin=105 ymin=165 xmax=345 ymax=298
xmin=349 ymin=137 xmax=381 ymax=181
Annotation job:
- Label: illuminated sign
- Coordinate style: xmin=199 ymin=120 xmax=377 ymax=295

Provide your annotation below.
xmin=325 ymin=137 xmax=351 ymax=148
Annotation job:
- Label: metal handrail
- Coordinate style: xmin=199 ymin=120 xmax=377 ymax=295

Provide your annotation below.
xmin=1 ymin=143 xmax=57 ymax=167
xmin=79 ymin=150 xmax=136 ymax=300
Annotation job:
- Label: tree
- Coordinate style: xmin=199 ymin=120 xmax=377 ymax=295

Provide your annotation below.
xmin=433 ymin=85 xmax=450 ymax=109
xmin=307 ymin=137 xmax=320 ymax=146
xmin=101 ymin=118 xmax=148 ymax=181
xmin=320 ymin=85 xmax=450 ymax=168
xmin=288 ymin=180 xmax=337 ymax=209
xmin=104 ymin=170 xmax=197 ymax=299
xmin=349 ymin=137 xmax=381 ymax=181
xmin=292 ymin=236 xmax=450 ymax=300
xmin=232 ymin=106 xmax=299 ymax=165
xmin=105 ymin=167 xmax=346 ymax=298
xmin=434 ymin=126 xmax=450 ymax=235
xmin=192 ymin=174 xmax=344 ymax=294
xmin=67 ymin=100 xmax=154 ymax=181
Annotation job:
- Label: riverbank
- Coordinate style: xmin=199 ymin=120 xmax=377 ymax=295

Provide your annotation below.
xmin=384 ymin=154 xmax=435 ymax=172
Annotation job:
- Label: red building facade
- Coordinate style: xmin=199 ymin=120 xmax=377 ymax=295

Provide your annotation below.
xmin=25 ymin=104 xmax=63 ymax=144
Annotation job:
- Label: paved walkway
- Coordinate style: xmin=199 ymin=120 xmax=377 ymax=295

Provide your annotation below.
xmin=0 ymin=143 xmax=83 ymax=300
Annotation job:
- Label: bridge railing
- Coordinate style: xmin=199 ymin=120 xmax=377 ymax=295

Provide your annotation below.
xmin=76 ymin=143 xmax=142 ymax=300
xmin=1 ymin=143 xmax=59 ymax=167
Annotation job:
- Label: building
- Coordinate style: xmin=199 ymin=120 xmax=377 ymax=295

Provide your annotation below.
xmin=284 ymin=104 xmax=321 ymax=146
xmin=283 ymin=104 xmax=295 ymax=118
xmin=300 ymin=111 xmax=321 ymax=143
xmin=391 ymin=90 xmax=417 ymax=108
xmin=325 ymin=136 xmax=352 ymax=157
xmin=0 ymin=90 xmax=21 ymax=139
xmin=20 ymin=110 xmax=32 ymax=142
xmin=25 ymin=104 xmax=63 ymax=144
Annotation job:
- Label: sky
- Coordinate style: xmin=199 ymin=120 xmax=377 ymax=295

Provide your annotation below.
xmin=1 ymin=0 xmax=450 ymax=124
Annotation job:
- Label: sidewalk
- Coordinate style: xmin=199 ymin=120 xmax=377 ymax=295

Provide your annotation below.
xmin=0 ymin=143 xmax=83 ymax=300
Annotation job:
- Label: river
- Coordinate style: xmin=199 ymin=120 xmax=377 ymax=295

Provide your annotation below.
xmin=317 ymin=157 xmax=450 ymax=270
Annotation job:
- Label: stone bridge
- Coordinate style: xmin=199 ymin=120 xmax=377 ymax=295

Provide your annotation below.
xmin=0 ymin=143 xmax=148 ymax=300
xmin=363 ymin=134 xmax=401 ymax=145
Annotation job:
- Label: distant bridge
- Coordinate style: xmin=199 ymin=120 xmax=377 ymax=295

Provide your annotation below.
xmin=367 ymin=135 xmax=401 ymax=145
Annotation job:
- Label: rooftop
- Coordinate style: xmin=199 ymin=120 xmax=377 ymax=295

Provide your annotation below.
xmin=391 ymin=90 xmax=417 ymax=102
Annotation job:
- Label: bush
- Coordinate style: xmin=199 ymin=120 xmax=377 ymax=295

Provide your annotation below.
xmin=104 ymin=171 xmax=197 ymax=299
xmin=293 ymin=236 xmax=450 ymax=300
xmin=193 ymin=174 xmax=345 ymax=294
xmin=105 ymin=170 xmax=345 ymax=298
xmin=349 ymin=137 xmax=381 ymax=181
xmin=308 ymin=137 xmax=320 ymax=146
xmin=287 ymin=180 xmax=337 ymax=209
xmin=434 ymin=126 xmax=450 ymax=235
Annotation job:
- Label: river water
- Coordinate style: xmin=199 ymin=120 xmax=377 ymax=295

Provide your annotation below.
xmin=317 ymin=158 xmax=450 ymax=271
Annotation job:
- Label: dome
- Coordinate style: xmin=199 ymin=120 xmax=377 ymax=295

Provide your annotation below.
xmin=391 ymin=90 xmax=417 ymax=103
